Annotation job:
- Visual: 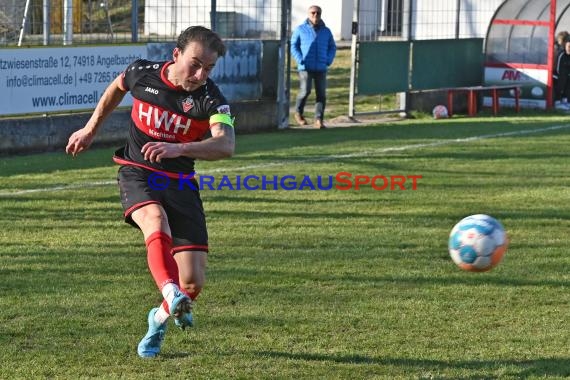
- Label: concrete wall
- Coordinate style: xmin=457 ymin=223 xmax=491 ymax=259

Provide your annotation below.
xmin=407 ymin=90 xmax=469 ymax=114
xmin=0 ymin=111 xmax=131 ymax=155
xmin=0 ymin=98 xmax=278 ymax=156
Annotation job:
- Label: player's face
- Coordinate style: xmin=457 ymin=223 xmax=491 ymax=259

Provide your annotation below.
xmin=566 ymin=41 xmax=570 ymax=54
xmin=172 ymin=42 xmax=219 ymax=92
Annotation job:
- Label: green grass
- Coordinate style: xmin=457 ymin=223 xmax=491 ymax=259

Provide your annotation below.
xmin=1 ymin=115 xmax=570 ymax=379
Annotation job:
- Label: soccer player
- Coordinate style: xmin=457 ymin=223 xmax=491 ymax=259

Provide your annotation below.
xmin=65 ymin=26 xmax=235 ymax=358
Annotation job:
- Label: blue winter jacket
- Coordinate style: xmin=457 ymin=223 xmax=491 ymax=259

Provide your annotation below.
xmin=291 ymin=19 xmax=336 ymax=72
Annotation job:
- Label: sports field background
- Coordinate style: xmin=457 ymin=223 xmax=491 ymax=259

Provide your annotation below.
xmin=1 ymin=112 xmax=570 ymax=378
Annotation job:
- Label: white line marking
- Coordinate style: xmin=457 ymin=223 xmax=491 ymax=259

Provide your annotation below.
xmin=0 ymin=181 xmax=115 ymax=196
xmin=1 ymin=124 xmax=569 ymax=197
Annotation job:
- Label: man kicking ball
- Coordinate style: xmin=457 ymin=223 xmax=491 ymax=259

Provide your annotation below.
xmin=66 ymin=26 xmax=235 ymax=357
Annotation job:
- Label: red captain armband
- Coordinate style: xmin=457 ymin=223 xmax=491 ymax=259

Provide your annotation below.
xmin=209 ymin=113 xmax=235 ymax=128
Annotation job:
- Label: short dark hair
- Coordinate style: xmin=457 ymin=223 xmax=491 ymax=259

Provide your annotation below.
xmin=176 ymin=26 xmax=226 ymax=57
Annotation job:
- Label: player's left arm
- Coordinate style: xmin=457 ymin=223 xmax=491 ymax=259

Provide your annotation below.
xmin=141 ymin=120 xmax=235 ymax=163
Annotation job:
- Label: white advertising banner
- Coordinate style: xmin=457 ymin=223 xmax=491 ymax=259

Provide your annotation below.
xmin=483 ymin=67 xmax=549 ymax=109
xmin=0 ymin=46 xmax=146 ymax=116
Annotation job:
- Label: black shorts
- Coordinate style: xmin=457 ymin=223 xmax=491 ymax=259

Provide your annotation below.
xmin=117 ymin=165 xmax=208 ymax=253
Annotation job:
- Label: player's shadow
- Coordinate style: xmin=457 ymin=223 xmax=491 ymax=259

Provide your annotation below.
xmin=255 ymin=351 xmax=570 ymax=378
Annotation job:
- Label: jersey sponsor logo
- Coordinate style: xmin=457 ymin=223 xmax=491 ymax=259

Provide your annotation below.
xmin=216 ymin=105 xmax=231 ymax=115
xmin=182 ymin=96 xmax=194 ymax=112
xmin=145 ymin=87 xmax=159 ymax=95
xmin=133 ymin=99 xmax=191 ymax=141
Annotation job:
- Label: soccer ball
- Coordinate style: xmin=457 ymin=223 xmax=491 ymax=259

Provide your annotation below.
xmin=448 ymin=214 xmax=508 ymax=272
xmin=432 ymin=104 xmax=449 ymax=119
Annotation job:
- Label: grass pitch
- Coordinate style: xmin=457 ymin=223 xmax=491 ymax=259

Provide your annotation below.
xmin=1 ymin=115 xmax=570 ymax=379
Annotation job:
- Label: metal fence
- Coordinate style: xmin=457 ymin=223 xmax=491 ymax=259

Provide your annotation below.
xmin=0 ymin=0 xmax=285 ymax=46
xmin=1 ymin=1 xmax=506 ymax=47
xmin=0 ymin=0 xmax=514 ymax=120
xmin=347 ymin=0 xmax=506 ymax=115
xmin=357 ymin=0 xmax=505 ymax=41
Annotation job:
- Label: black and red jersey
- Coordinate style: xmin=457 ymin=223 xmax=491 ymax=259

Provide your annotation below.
xmin=113 ymin=59 xmax=231 ymax=176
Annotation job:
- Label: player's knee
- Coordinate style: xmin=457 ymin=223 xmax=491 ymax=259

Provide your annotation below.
xmin=133 ymin=205 xmax=168 ymax=229
xmin=142 ymin=207 xmax=166 ymax=222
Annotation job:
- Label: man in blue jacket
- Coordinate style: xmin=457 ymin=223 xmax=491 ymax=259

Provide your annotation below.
xmin=291 ymin=5 xmax=337 ymax=129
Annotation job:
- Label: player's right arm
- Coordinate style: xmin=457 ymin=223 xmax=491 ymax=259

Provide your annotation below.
xmin=65 ymin=74 xmax=128 ymax=157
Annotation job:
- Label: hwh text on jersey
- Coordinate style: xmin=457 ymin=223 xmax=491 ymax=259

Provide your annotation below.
xmin=136 ymin=100 xmax=190 ymax=140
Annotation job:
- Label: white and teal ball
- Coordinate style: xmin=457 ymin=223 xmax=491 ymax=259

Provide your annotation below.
xmin=448 ymin=214 xmax=508 ymax=272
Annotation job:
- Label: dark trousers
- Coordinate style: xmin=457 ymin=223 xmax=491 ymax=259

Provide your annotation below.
xmin=295 ymin=70 xmax=327 ymax=121
xmin=555 ymin=71 xmax=570 ymax=101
